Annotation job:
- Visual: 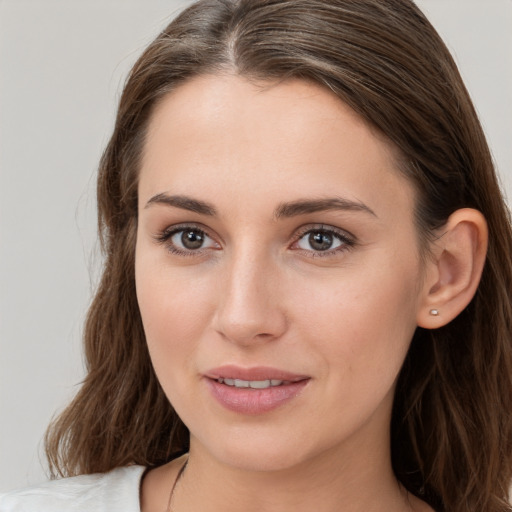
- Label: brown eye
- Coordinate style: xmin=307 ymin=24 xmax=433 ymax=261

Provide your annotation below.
xmin=161 ymin=226 xmax=219 ymax=255
xmin=297 ymin=229 xmax=344 ymax=252
xmin=180 ymin=229 xmax=205 ymax=250
xmin=308 ymin=231 xmax=334 ymax=251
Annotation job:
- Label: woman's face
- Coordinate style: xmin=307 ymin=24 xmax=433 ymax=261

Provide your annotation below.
xmin=135 ymin=75 xmax=426 ymax=472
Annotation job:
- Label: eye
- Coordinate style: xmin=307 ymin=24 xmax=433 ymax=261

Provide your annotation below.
xmin=297 ymin=231 xmax=341 ymax=252
xmin=171 ymin=228 xmax=212 ymax=250
xmin=292 ymin=226 xmax=355 ymax=256
xmin=155 ymin=225 xmax=220 ymax=255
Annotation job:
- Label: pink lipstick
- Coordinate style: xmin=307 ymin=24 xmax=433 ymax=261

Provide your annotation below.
xmin=204 ymin=365 xmax=310 ymax=415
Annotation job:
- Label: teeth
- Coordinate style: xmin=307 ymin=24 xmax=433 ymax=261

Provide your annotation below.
xmin=217 ymin=378 xmax=285 ymax=389
xmin=248 ymin=380 xmax=270 ymax=389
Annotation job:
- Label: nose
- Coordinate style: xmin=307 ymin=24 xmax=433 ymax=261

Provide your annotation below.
xmin=212 ymin=248 xmax=288 ymax=346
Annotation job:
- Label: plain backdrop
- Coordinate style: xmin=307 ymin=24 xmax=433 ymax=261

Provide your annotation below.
xmin=1 ymin=0 xmax=511 ymax=491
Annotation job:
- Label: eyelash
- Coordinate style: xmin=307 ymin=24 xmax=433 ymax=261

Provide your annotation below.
xmin=291 ymin=225 xmax=356 ymax=258
xmin=153 ymin=223 xmax=356 ymax=258
xmin=153 ymin=223 xmax=219 ymax=257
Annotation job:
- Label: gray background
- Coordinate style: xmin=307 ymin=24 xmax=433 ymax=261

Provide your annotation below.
xmin=1 ymin=0 xmax=511 ymax=491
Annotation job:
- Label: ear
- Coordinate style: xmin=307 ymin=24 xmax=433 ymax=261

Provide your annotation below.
xmin=417 ymin=208 xmax=488 ymax=329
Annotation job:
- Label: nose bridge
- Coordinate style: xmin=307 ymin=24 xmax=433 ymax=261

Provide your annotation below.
xmin=214 ymin=241 xmax=287 ymax=344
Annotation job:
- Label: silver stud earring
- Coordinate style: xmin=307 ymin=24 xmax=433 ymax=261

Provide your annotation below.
xmin=429 ymin=309 xmax=440 ymax=316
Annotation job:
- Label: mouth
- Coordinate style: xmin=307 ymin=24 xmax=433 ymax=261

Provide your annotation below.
xmin=214 ymin=378 xmax=295 ymax=389
xmin=204 ymin=366 xmax=311 ymax=414
xmin=205 ymin=365 xmax=310 ymax=386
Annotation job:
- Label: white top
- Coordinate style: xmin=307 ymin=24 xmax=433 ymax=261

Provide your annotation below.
xmin=0 ymin=465 xmax=146 ymax=512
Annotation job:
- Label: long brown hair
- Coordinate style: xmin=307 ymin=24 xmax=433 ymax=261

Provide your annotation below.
xmin=45 ymin=1 xmax=512 ymax=510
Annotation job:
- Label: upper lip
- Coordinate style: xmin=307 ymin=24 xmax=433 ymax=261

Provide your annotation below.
xmin=204 ymin=365 xmax=310 ymax=382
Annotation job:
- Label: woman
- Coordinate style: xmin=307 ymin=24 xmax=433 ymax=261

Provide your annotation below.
xmin=2 ymin=0 xmax=511 ymax=511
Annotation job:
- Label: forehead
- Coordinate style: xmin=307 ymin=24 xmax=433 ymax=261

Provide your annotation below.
xmin=139 ymin=74 xmax=415 ymax=222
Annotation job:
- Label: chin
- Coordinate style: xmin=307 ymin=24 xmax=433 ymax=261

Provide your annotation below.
xmin=190 ymin=425 xmax=324 ymax=474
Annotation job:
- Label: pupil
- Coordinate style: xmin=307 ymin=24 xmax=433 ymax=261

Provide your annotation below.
xmin=182 ymin=230 xmax=204 ymax=249
xmin=309 ymin=231 xmax=333 ymax=251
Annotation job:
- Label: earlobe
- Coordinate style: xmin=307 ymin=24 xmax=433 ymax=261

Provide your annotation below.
xmin=417 ymin=208 xmax=488 ymax=329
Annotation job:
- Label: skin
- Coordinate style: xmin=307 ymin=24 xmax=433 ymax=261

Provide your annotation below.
xmin=135 ymin=74 xmax=440 ymax=512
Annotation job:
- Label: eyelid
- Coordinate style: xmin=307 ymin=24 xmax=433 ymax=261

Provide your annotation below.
xmin=156 ymin=220 xmax=217 ymax=237
xmin=153 ymin=222 xmax=221 ymax=255
xmin=290 ymin=224 xmax=357 ymax=256
xmin=293 ymin=223 xmax=356 ymax=241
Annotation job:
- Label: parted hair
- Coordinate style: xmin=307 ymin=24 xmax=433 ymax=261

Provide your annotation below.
xmin=45 ymin=1 xmax=512 ymax=511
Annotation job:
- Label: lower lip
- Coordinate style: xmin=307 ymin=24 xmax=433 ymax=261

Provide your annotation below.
xmin=206 ymin=378 xmax=309 ymax=415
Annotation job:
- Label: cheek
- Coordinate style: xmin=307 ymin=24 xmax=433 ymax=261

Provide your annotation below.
xmin=292 ymin=256 xmax=421 ymax=388
xmin=135 ymin=252 xmax=215 ymax=383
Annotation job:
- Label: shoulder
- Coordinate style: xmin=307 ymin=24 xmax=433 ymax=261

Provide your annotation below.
xmin=0 ymin=465 xmax=146 ymax=512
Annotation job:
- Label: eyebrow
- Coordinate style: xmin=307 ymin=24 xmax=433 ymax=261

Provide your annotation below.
xmin=274 ymin=197 xmax=377 ymax=219
xmin=145 ymin=193 xmax=217 ymax=216
xmin=145 ymin=193 xmax=376 ymax=219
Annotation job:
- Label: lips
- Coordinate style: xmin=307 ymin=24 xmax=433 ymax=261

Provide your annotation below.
xmin=204 ymin=365 xmax=310 ymax=415
xmin=205 ymin=365 xmax=309 ymax=382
